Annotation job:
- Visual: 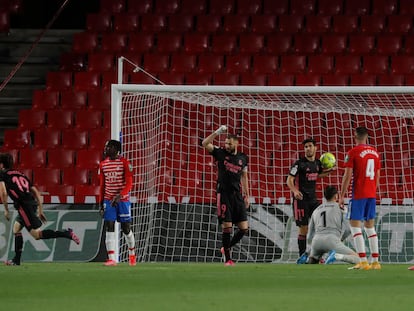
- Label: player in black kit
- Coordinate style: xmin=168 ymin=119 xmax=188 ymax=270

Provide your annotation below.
xmin=0 ymin=153 xmax=80 ymax=265
xmin=286 ymin=138 xmax=334 ymax=262
xmin=202 ymin=125 xmax=250 ymax=266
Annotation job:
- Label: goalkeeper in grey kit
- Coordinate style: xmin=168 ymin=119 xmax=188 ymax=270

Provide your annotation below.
xmin=304 ymin=185 xmax=359 ymax=265
xmin=202 ymin=125 xmax=250 ymax=266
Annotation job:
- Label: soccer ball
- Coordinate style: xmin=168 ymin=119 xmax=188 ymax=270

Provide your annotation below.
xmin=320 ymin=152 xmax=336 ymax=169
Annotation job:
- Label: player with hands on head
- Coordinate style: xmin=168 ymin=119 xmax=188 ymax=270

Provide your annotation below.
xmin=0 ymin=153 xmax=80 ymax=266
xmin=305 ymin=185 xmax=359 ymax=265
xmin=202 ymin=125 xmax=250 ymax=266
xmin=286 ymin=138 xmax=335 ymax=263
xmin=339 ymin=127 xmax=381 ymax=270
xmin=99 ymin=140 xmax=136 ymax=266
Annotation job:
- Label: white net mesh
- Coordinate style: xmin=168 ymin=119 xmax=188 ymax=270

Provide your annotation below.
xmin=114 ymin=86 xmax=414 ymax=263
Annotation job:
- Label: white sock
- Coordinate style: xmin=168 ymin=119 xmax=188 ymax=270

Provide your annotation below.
xmin=350 ymin=226 xmax=367 ymax=262
xmin=124 ymin=231 xmax=136 ymax=256
xmin=105 ymin=232 xmax=116 ymax=261
xmin=364 ymin=227 xmax=379 ymax=263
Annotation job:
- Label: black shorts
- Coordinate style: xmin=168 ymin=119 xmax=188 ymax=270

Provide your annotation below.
xmin=292 ymin=198 xmax=319 ymax=226
xmin=15 ymin=203 xmax=42 ymax=231
xmin=216 ymin=191 xmax=247 ymax=224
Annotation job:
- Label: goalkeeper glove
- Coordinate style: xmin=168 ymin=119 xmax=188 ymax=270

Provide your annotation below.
xmin=214 ymin=125 xmax=227 ymax=135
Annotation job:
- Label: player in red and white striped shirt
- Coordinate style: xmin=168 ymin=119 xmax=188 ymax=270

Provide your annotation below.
xmin=339 ymin=127 xmax=381 ymax=270
xmin=99 ymin=140 xmax=136 ymax=266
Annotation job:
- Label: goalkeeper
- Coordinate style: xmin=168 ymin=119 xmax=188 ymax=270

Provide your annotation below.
xmin=202 ymin=126 xmax=250 ymax=266
xmin=304 ymin=185 xmax=359 ymax=265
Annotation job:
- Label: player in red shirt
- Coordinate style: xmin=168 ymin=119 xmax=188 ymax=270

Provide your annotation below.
xmin=339 ymin=127 xmax=381 ymax=270
xmin=99 ymin=140 xmax=136 ymax=266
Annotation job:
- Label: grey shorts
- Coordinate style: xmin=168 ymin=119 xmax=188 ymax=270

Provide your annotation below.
xmin=310 ymin=234 xmax=355 ymax=259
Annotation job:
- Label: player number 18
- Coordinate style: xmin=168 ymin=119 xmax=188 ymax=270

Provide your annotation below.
xmin=365 ymin=158 xmax=375 ymax=180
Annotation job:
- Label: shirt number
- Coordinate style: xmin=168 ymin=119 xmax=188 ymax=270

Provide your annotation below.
xmin=12 ymin=176 xmax=30 ymax=193
xmin=365 ymin=158 xmax=375 ymax=180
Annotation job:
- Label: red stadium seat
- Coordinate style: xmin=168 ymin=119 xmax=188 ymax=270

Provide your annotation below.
xmin=72 ymin=32 xmax=98 ymax=53
xmin=3 ymin=129 xmax=31 ymax=149
xmin=223 ymin=15 xmax=249 ymax=33
xmin=321 ymin=34 xmax=346 ymax=55
xmin=60 ymin=90 xmax=87 ymax=110
xmin=362 ymin=56 xmax=389 ymax=75
xmin=344 ymin=0 xmax=370 ymax=15
xmin=75 ymin=110 xmax=103 ymax=130
xmin=89 ymin=128 xmax=110 ymax=150
xmin=212 ymin=73 xmax=239 ymax=85
xmin=371 ymin=0 xmax=397 ymax=15
xmin=305 ymin=15 xmax=331 ymax=33
xmin=170 ymin=53 xmax=196 ymax=73
xmin=86 ymin=12 xmax=112 ymax=32
xmin=252 ymin=55 xmax=278 ymax=74
xmin=400 ymin=0 xmax=414 ymax=14
xmin=129 ymin=71 xmax=156 ymax=84
xmin=156 ymin=33 xmax=182 ymax=54
xmin=290 ymin=0 xmax=315 ymax=15
xmin=308 ymin=55 xmax=334 ymax=74
xmin=377 ymin=74 xmax=404 ymax=86
xmin=88 ymin=52 xmax=115 ymax=72
xmin=154 ymin=0 xmax=180 ymax=14
xmin=19 ymin=109 xmax=46 ymax=129
xmin=317 ymin=0 xmax=343 ymax=15
xmin=295 ymin=74 xmax=321 ymax=86
xmin=236 ymin=0 xmax=261 ymax=14
xmin=101 ymin=70 xmax=128 ymax=91
xmin=376 ymin=35 xmax=402 ymax=55
xmin=88 ymin=89 xmax=110 ymax=111
xmin=280 ymin=55 xmax=306 ymax=74
xmin=293 ymin=34 xmax=320 ymax=54
xmin=46 ymin=71 xmax=72 ymax=91
xmin=62 ymin=167 xmax=89 ymax=185
xmin=100 ymin=0 xmax=125 ymax=13
xmin=47 ymin=110 xmax=73 ymax=129
xmin=59 ymin=52 xmax=86 ymax=71
xmin=267 ymin=74 xmax=294 ymax=86
xmin=225 ymin=54 xmax=251 ymax=74
xmin=195 ymin=14 xmax=221 ymax=33
xmin=278 ymin=15 xmax=304 ymax=33
xmin=74 ymin=185 xmax=100 ymax=203
xmin=391 ymin=56 xmax=414 ymax=74
xmin=185 ymin=72 xmax=212 ymax=85
xmin=32 ymin=90 xmax=59 ymax=110
xmin=143 ymin=53 xmax=169 ymax=73
xmin=180 ymin=0 xmax=206 ymax=14
xmin=47 ymin=148 xmax=75 ymax=169
xmin=209 ymin=0 xmax=234 ymax=14
xmin=360 ymin=15 xmax=385 ymax=34
xmin=239 ymin=34 xmax=264 ymax=54
xmin=387 ymin=15 xmax=413 ymax=34
xmin=263 ymin=0 xmax=288 ymax=14
xmin=128 ymin=0 xmax=152 ymax=14
xmin=335 ymin=55 xmax=361 ymax=74
xmin=211 ymin=34 xmax=237 ymax=54
xmin=76 ymin=149 xmax=102 ymax=170
xmin=240 ymin=73 xmax=266 ymax=86
xmin=74 ymin=71 xmax=100 ymax=91
xmin=348 ymin=34 xmax=375 ymax=55
xmin=61 ymin=129 xmax=88 ymax=150
xmin=183 ymin=33 xmax=209 ymax=54
xmin=128 ymin=33 xmax=153 ymax=53
xmin=0 ymin=11 xmax=9 ymax=33
xmin=350 ymin=74 xmax=377 ymax=86
xmin=403 ymin=74 xmax=414 ymax=85
xmin=250 ymin=15 xmax=277 ymax=34
xmin=20 ymin=149 xmax=47 ymax=168
xmin=332 ymin=15 xmax=358 ymax=34
xmin=100 ymin=33 xmax=127 ymax=53
xmin=33 ymin=128 xmax=61 ymax=149
xmin=168 ymin=14 xmax=194 ymax=33
xmin=140 ymin=15 xmax=166 ymax=33
xmin=198 ymin=54 xmax=224 ymax=73
xmin=265 ymin=34 xmax=292 ymax=54
xmin=33 ymin=168 xmax=61 ymax=188
xmin=322 ymin=74 xmax=349 ymax=86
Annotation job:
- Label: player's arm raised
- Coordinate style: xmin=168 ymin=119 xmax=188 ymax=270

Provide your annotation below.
xmin=202 ymin=125 xmax=227 ymax=153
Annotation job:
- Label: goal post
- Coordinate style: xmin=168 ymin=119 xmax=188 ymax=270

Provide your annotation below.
xmin=111 ymin=84 xmax=414 ymax=264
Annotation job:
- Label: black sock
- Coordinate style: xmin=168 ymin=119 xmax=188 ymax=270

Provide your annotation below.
xmin=222 ymin=228 xmax=232 ymax=262
xmin=14 ymin=233 xmax=23 ymax=264
xmin=40 ymin=229 xmax=70 ymax=240
xmin=298 ymin=234 xmax=307 ymax=256
xmin=230 ymin=228 xmax=248 ymax=248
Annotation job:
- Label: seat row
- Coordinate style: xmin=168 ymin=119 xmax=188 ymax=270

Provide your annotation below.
xmin=86 ymin=12 xmax=414 ymax=35
xmin=98 ymin=0 xmax=414 ymax=16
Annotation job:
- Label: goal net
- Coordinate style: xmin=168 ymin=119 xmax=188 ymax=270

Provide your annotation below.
xmin=111 ymin=85 xmax=414 ymax=264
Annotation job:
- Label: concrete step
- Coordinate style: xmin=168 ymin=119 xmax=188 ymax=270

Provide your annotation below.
xmin=0 ymin=28 xmax=80 ymax=44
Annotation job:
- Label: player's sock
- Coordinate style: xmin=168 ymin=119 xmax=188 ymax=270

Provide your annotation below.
xmin=350 ymin=227 xmax=367 ymax=262
xmin=298 ymin=234 xmax=307 ymax=256
xmin=364 ymin=227 xmax=379 ymax=263
xmin=40 ymin=229 xmax=72 ymax=239
xmin=124 ymin=231 xmax=136 ymax=256
xmin=336 ymin=253 xmax=359 ymax=264
xmin=222 ymin=227 xmax=232 ymax=262
xmin=106 ymin=231 xmax=117 ymax=261
xmin=230 ymin=228 xmax=248 ymax=248
xmin=14 ymin=232 xmax=23 ymax=265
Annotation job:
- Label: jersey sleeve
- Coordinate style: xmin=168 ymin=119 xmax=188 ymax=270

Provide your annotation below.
xmin=120 ymin=158 xmax=133 ymax=196
xmin=288 ymin=160 xmax=300 ymax=177
xmin=344 ymin=150 xmax=354 ymax=169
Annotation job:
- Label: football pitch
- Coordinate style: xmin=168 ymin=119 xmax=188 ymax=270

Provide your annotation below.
xmin=0 ymin=262 xmax=412 ymax=311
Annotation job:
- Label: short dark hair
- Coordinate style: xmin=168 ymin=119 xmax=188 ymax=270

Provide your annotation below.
xmin=302 ymin=137 xmax=316 ymax=145
xmin=324 ymin=185 xmax=338 ymax=201
xmin=226 ymin=134 xmax=239 ymax=141
xmin=0 ymin=153 xmax=14 ymax=169
xmin=355 ymin=126 xmax=369 ymax=139
xmin=106 ymin=140 xmax=122 ymax=153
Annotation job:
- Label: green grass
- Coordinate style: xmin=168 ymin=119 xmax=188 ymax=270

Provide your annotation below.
xmin=0 ymin=263 xmax=412 ymax=311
